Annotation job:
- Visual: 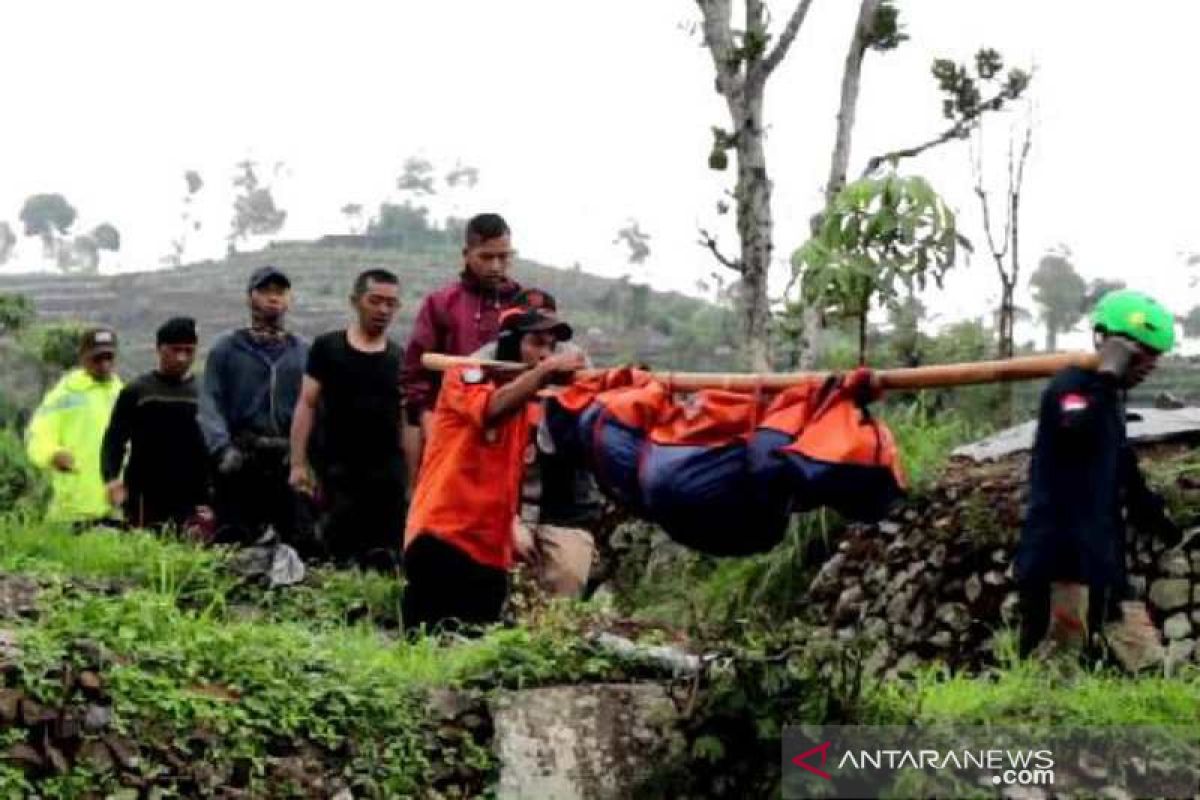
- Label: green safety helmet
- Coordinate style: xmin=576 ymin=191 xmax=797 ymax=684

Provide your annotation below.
xmin=1091 ymin=289 xmax=1176 ymax=354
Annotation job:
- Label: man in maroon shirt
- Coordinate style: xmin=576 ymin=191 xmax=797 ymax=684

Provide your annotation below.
xmin=401 ymin=213 xmax=521 ymax=489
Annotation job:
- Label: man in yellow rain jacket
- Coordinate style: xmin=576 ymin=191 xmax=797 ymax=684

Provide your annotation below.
xmin=26 ymin=327 xmax=124 ymax=524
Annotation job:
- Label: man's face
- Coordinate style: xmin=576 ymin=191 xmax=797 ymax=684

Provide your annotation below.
xmin=250 ymin=282 xmax=291 ymax=321
xmin=519 ymin=330 xmax=558 ymax=366
xmin=463 ymin=234 xmax=514 ymax=290
xmin=83 ymin=351 xmax=116 ymax=382
xmin=157 ymin=343 xmax=196 ymax=378
xmin=1126 ymin=344 xmax=1160 ymax=388
xmin=353 ymin=280 xmax=400 ymax=335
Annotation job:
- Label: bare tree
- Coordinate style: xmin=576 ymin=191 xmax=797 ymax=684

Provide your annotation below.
xmin=696 ymin=0 xmax=816 ymax=371
xmin=973 ymin=115 xmax=1033 ymax=359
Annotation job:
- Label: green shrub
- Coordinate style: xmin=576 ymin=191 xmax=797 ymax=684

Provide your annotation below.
xmin=0 ymin=428 xmax=47 ymax=517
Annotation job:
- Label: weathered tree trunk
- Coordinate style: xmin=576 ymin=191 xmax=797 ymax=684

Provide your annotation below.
xmin=1045 ymin=327 xmax=1057 ymax=353
xmin=998 ymin=279 xmax=1015 ymax=359
xmin=734 ymin=92 xmax=774 ymax=371
xmin=696 ymin=0 xmax=816 ymax=373
xmin=825 ymin=0 xmax=880 ymax=204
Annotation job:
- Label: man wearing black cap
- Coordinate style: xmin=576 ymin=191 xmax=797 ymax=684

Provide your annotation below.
xmin=26 ymin=326 xmax=123 ymax=525
xmin=403 ymin=305 xmax=583 ymax=632
xmin=197 ymin=266 xmax=310 ymax=545
xmin=101 ymin=317 xmax=210 ymax=530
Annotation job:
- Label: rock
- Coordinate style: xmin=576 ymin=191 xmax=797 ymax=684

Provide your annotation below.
xmin=1190 ymin=550 xmax=1200 ymax=572
xmin=983 ymin=570 xmax=1006 ymax=586
xmin=1163 ymin=613 xmax=1192 ymax=641
xmin=492 ymin=684 xmax=683 ymax=800
xmin=1150 ymin=579 xmax=1190 ymax=611
xmin=1097 ymin=785 xmax=1133 ymax=800
xmin=878 ymin=521 xmax=901 ymax=536
xmin=330 ymin=790 xmax=354 ymax=800
xmin=1165 ymin=639 xmax=1195 ymax=676
xmin=935 ymin=603 xmax=970 ymax=632
xmin=927 ymin=544 xmax=947 ymax=569
xmin=892 ymin=653 xmax=920 ymax=676
xmin=1128 ymin=574 xmax=1147 ymax=600
xmin=991 ymin=548 xmax=1008 ymax=565
xmin=84 ymin=703 xmax=113 ymax=733
xmin=104 ymin=735 xmax=140 ymax=771
xmin=953 ymin=408 xmax=1200 ymax=461
xmin=590 ymin=633 xmax=700 ymax=678
xmin=910 ymin=598 xmax=930 ymax=631
xmin=929 ymin=631 xmax=953 ymax=648
xmin=77 ymin=670 xmax=103 ymax=697
xmin=833 ymin=585 xmax=865 ymax=625
xmin=886 ymin=587 xmax=915 ymax=625
xmin=863 ymin=642 xmax=892 ymax=676
xmin=20 ymin=698 xmax=54 ymax=727
xmin=861 ymin=617 xmax=888 ymax=640
xmin=864 ymin=565 xmax=889 ymax=588
xmin=964 ymin=574 xmax=982 ymax=604
xmin=0 ymin=688 xmax=21 ymax=724
xmin=1000 ymin=592 xmax=1020 ymax=625
xmin=1157 ymin=550 xmax=1190 ymax=577
xmin=5 ymin=743 xmax=43 ymax=772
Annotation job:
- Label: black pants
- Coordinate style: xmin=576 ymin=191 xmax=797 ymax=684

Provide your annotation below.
xmin=213 ymin=447 xmax=314 ymax=551
xmin=402 ymin=535 xmax=508 ymax=634
xmin=123 ymin=489 xmax=195 ymax=532
xmin=318 ymin=461 xmax=405 ymax=570
xmin=1018 ymin=580 xmax=1122 ymax=658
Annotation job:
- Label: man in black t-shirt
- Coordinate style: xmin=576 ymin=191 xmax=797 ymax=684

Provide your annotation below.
xmin=101 ymin=317 xmax=211 ymax=530
xmin=290 ymin=269 xmax=405 ymax=569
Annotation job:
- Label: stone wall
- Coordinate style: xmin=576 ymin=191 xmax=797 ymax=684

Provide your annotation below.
xmin=805 ymin=449 xmax=1200 ymax=675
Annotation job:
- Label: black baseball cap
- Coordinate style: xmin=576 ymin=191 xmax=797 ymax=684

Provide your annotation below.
xmin=80 ymin=327 xmax=118 ymax=357
xmin=499 ymin=307 xmax=573 ymax=341
xmin=248 ymin=265 xmax=291 ymax=293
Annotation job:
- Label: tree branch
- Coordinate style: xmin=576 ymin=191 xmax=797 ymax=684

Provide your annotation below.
xmin=759 ymin=0 xmax=817 ymax=80
xmin=859 ymin=87 xmax=1016 ymax=178
xmin=698 ymin=228 xmax=741 ymax=273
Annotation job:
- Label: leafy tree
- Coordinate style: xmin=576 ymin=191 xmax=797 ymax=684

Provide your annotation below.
xmin=397 ymin=157 xmax=436 ymax=196
xmin=695 ymin=0 xmax=817 ymax=370
xmin=0 ymin=222 xmax=15 ymax=265
xmin=57 ymin=236 xmax=99 ymax=274
xmin=885 ymin=292 xmax=926 ymax=367
xmin=614 ymin=221 xmax=652 ymax=265
xmin=1182 ymin=306 xmax=1200 ymax=339
xmin=1081 ymin=277 xmax=1125 ymax=313
xmin=31 ymin=322 xmax=86 ymax=372
xmin=445 ymin=163 xmax=480 ymax=189
xmin=19 ymin=194 xmax=76 ymax=257
xmin=228 ymin=160 xmax=286 ymax=254
xmin=91 ymin=223 xmax=120 ymax=252
xmin=0 ymin=294 xmax=33 ymax=336
xmin=792 ymin=174 xmax=963 ymax=364
xmin=165 ymin=170 xmax=204 ymax=267
xmin=1030 ymin=249 xmax=1087 ymax=351
xmin=341 ymin=203 xmax=365 ymax=234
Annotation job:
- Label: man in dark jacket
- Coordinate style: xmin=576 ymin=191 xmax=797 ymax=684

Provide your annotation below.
xmin=101 ymin=317 xmax=209 ymax=530
xmin=401 ymin=213 xmax=521 ymax=490
xmin=1016 ymin=289 xmax=1182 ymax=658
xmin=198 ymin=266 xmax=310 ymax=545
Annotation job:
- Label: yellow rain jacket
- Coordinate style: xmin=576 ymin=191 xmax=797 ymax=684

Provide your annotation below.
xmin=26 ymin=368 xmax=123 ymax=522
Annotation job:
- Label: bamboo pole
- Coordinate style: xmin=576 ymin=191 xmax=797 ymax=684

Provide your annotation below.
xmin=421 ymin=351 xmax=1100 ymax=393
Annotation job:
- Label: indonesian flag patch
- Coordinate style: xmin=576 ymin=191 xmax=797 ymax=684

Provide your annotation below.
xmin=1060 ymin=392 xmax=1089 ymax=413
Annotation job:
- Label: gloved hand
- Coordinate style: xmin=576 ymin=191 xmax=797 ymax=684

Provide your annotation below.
xmin=217 ymin=445 xmax=245 ymax=475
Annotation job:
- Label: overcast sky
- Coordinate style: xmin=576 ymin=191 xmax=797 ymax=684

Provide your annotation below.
xmin=2 ymin=1 xmax=1198 ymax=346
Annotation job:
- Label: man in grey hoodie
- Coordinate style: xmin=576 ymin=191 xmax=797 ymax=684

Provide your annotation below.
xmin=198 ymin=266 xmax=310 ymax=546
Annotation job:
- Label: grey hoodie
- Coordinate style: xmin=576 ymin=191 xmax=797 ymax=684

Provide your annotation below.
xmin=197 ymin=329 xmax=309 ymax=454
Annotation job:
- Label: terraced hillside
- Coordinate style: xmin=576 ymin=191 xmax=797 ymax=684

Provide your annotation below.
xmin=0 ymin=242 xmax=739 ymax=375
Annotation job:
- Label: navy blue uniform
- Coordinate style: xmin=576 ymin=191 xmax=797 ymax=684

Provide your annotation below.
xmin=1016 ymin=366 xmax=1178 ymax=654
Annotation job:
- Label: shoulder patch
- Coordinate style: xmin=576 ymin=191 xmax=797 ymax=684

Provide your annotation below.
xmin=462 ymin=368 xmax=485 ymax=385
xmin=1060 ymin=392 xmax=1089 ymax=414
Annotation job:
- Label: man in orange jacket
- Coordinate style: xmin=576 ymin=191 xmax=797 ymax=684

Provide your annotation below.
xmin=402 ymin=305 xmax=583 ymax=632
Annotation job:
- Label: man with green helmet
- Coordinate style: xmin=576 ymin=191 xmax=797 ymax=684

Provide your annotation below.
xmin=1016 ymin=289 xmax=1182 ymax=662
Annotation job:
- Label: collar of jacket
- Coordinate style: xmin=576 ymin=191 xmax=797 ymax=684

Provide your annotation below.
xmin=63 ymin=367 xmax=120 ymax=392
xmin=458 ymin=270 xmax=519 ymax=300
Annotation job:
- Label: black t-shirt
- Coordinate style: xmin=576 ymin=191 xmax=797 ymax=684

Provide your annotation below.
xmin=307 ymin=330 xmax=402 ymax=472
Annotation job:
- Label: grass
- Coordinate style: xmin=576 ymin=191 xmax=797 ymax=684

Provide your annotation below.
xmin=0 ymin=516 xmax=646 ymax=797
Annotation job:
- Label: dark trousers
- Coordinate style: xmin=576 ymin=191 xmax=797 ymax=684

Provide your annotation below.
xmin=402 ymin=535 xmax=508 ymax=634
xmin=1018 ymin=580 xmax=1122 ymax=659
xmin=318 ymin=461 xmax=405 ymax=570
xmin=213 ymin=447 xmax=313 ymax=550
xmin=123 ymin=489 xmax=195 ymax=532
